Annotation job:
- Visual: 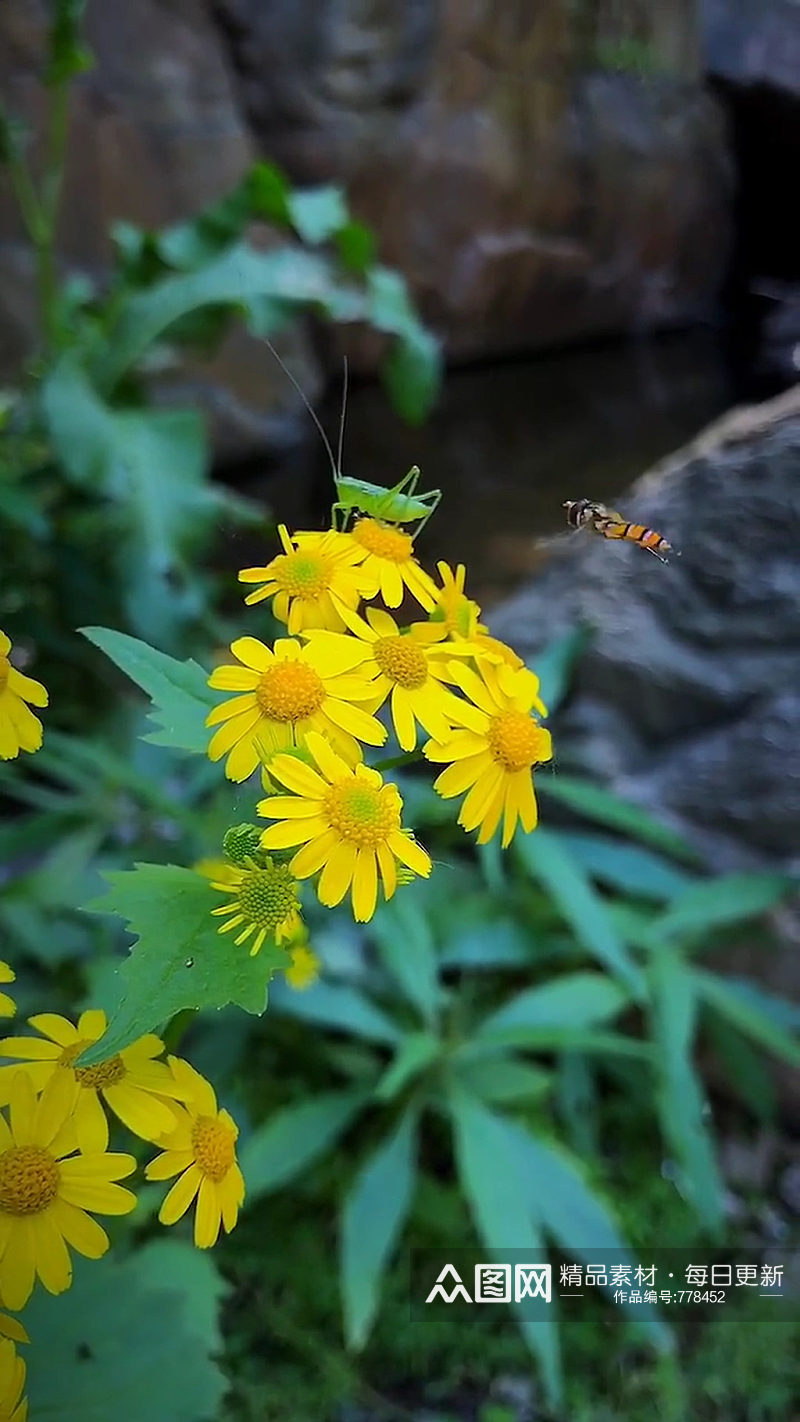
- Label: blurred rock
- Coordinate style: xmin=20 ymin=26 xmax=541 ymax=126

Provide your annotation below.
xmin=1 ymin=0 xmax=732 ymax=396
xmin=704 ymin=0 xmax=800 ymax=103
xmin=218 ymin=0 xmax=732 ymax=362
xmin=488 ymin=383 xmax=800 ymax=875
xmin=0 ymin=0 xmax=320 ymax=457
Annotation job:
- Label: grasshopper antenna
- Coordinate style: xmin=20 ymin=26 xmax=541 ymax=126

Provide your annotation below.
xmin=259 ymin=334 xmax=338 ymax=482
xmin=336 ymin=356 xmax=348 ymax=479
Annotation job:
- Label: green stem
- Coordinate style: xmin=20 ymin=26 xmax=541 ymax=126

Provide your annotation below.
xmin=36 ymin=76 xmax=71 ymax=349
xmin=373 ymin=749 xmax=424 ymax=773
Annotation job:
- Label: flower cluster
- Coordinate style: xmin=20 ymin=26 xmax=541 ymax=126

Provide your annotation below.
xmin=205 ymin=501 xmax=552 ymax=949
xmin=0 ymin=978 xmax=244 ymax=1409
xmin=0 ymin=631 xmax=47 ymax=762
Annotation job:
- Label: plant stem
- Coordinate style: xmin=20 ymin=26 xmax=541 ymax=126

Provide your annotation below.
xmin=373 ymin=750 xmax=424 ymax=773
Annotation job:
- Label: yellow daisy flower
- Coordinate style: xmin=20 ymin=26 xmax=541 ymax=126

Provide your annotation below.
xmin=0 ymin=969 xmax=15 ymax=1021
xmin=0 ymin=1309 xmax=27 ymax=1346
xmin=0 ymin=1011 xmax=186 ymax=1150
xmin=0 ymin=1338 xmax=27 ymax=1422
xmin=145 ymin=1057 xmax=244 ymax=1249
xmin=429 ymin=562 xmax=524 ymax=668
xmin=237 ymin=524 xmax=371 ymax=632
xmin=345 ymin=517 xmax=438 ymax=611
xmin=0 ymin=632 xmax=48 ymax=762
xmin=259 ymin=731 xmax=432 ymax=922
xmin=210 ymin=855 xmax=302 ymax=953
xmin=0 ymin=1071 xmax=136 ymax=1310
xmin=282 ymin=927 xmax=320 ymax=991
xmin=303 ymin=605 xmax=483 ymax=751
xmin=425 ymin=660 xmax=553 ymax=848
xmin=206 ymin=636 xmax=386 ymax=782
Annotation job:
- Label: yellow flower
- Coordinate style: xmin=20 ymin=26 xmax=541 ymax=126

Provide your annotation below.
xmin=210 ymin=855 xmax=302 ymax=953
xmin=238 ymin=525 xmax=371 ymax=632
xmin=0 ymin=1072 xmax=136 ymax=1310
xmin=259 ymin=731 xmax=432 ymax=922
xmin=0 ymin=970 xmax=15 ymax=1022
xmin=0 ymin=1011 xmax=186 ymax=1150
xmin=303 ymin=606 xmax=483 ymax=752
xmin=0 ymin=1311 xmax=26 ymax=1347
xmin=346 ymin=517 xmax=438 ymax=611
xmin=0 ymin=632 xmax=47 ymax=762
xmin=429 ymin=563 xmax=524 ymax=669
xmin=283 ymin=930 xmax=320 ymax=991
xmin=145 ymin=1058 xmax=244 ymax=1249
xmin=425 ymin=660 xmax=552 ymax=848
xmin=0 ymin=1338 xmax=26 ymax=1422
xmin=206 ymin=636 xmax=386 ymax=782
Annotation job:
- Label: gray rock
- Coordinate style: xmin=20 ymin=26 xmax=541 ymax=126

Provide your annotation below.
xmin=488 ymin=384 xmax=800 ymax=873
xmin=704 ymin=0 xmax=800 ymax=102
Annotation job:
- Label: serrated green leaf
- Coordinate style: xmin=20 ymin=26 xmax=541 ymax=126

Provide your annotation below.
xmin=448 ymin=1089 xmax=562 ymax=1407
xmin=24 ymin=1240 xmax=225 ymax=1422
xmin=475 ymin=973 xmax=630 ymax=1040
xmin=693 ymin=969 xmax=800 ymax=1068
xmin=537 ymin=775 xmax=700 ymax=863
xmin=78 ymin=864 xmax=286 ymax=1063
xmin=240 ymin=1090 xmax=366 ymax=1199
xmin=515 ymin=829 xmax=645 ymax=998
xmin=648 ymin=949 xmax=723 ymax=1232
xmin=645 ymin=873 xmax=796 ymax=944
xmin=341 ymin=1104 xmax=418 ymax=1349
xmin=80 ymin=626 xmax=216 ymax=752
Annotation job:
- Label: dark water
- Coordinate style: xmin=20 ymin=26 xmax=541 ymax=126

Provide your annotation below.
xmin=236 ymin=330 xmax=732 ymax=611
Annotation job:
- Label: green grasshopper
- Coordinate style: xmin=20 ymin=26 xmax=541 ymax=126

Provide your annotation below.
xmin=263 ymin=339 xmax=441 ymax=533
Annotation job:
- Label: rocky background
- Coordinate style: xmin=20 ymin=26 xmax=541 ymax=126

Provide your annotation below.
xmin=1 ymin=0 xmax=798 ymax=875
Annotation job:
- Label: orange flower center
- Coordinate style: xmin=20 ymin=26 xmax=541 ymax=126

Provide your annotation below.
xmin=256 ymin=660 xmax=325 ymax=722
xmin=352 ymin=518 xmax=414 ymax=563
xmin=322 ymin=777 xmax=402 ymax=848
xmin=487 ymin=711 xmax=550 ymax=772
xmin=228 ymin=863 xmax=300 ymax=930
xmin=373 ymin=635 xmax=428 ymax=690
xmin=0 ymin=1144 xmax=59 ymax=1215
xmin=191 ymin=1115 xmax=236 ymax=1183
xmin=0 ymin=656 xmax=9 ymax=692
xmin=272 ymin=550 xmax=331 ymax=600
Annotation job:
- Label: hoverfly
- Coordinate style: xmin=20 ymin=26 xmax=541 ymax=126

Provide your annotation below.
xmin=262 ymin=339 xmax=441 ymax=532
xmin=563 ymin=499 xmax=676 ymax=563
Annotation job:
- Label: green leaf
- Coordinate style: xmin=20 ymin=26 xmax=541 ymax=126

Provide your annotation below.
xmin=452 ymin=1054 xmax=552 ymax=1104
xmin=78 ymin=864 xmax=286 ymax=1063
xmin=515 ymin=829 xmax=645 ymax=998
xmin=80 ymin=627 xmax=217 ymax=752
xmin=693 ymin=970 xmax=800 ymax=1069
xmin=448 ymin=1090 xmax=562 ymax=1408
xmin=47 ymin=0 xmax=93 ymax=86
xmin=341 ymin=1105 xmax=418 ymax=1349
xmin=382 ymin=324 xmax=442 ymax=424
xmin=375 ymin=1032 xmax=440 ymax=1101
xmin=24 ymin=1240 xmax=225 ymax=1422
xmin=533 ymin=627 xmax=591 ymax=715
xmin=458 ymin=1030 xmax=650 ymax=1059
xmin=561 ymin=832 xmax=694 ymax=902
xmin=438 ymin=913 xmax=531 ymax=969
xmin=240 ymin=1090 xmax=366 ymax=1198
xmin=645 ymin=873 xmax=796 ymax=944
xmin=504 ymin=1121 xmax=670 ymax=1346
xmin=704 ymin=1012 xmax=776 ymax=1121
xmin=288 ymin=184 xmax=349 ymax=244
xmin=537 ymin=775 xmax=700 ymax=863
xmin=370 ymin=890 xmax=440 ymax=1023
xmin=269 ymin=978 xmax=402 ymax=1044
xmin=475 ymin=973 xmax=630 ymax=1040
xmin=98 ymin=242 xmax=348 ymax=386
xmin=336 ymin=220 xmax=377 ymax=273
xmin=648 ymin=949 xmax=723 ymax=1232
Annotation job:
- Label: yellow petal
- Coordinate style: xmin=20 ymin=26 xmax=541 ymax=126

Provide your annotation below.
xmin=159 ymin=1164 xmax=202 ymax=1226
xmin=194 ymin=1177 xmax=222 ymax=1249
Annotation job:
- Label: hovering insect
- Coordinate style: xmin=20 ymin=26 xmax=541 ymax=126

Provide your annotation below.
xmin=262 ymin=338 xmax=440 ymax=533
xmin=563 ymin=499 xmax=676 ymax=563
